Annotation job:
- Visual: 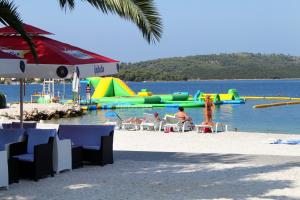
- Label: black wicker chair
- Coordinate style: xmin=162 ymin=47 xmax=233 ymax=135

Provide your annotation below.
xmin=12 ymin=122 xmax=37 ymax=129
xmin=58 ymin=125 xmax=114 ymax=166
xmin=2 ymin=123 xmax=12 ymax=129
xmin=0 ymin=128 xmax=25 ymax=184
xmin=9 ymin=128 xmax=55 ymax=181
xmin=2 ymin=122 xmax=37 ymax=129
xmin=0 ymin=129 xmax=25 ymax=151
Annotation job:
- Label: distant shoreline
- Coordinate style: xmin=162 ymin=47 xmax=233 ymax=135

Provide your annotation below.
xmin=0 ymin=77 xmax=300 ymax=85
xmin=127 ymin=77 xmax=300 ymax=83
xmin=188 ymin=77 xmax=300 ymax=81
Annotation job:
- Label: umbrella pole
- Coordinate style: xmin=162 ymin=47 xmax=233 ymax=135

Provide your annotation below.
xmin=19 ymin=78 xmax=24 ymax=128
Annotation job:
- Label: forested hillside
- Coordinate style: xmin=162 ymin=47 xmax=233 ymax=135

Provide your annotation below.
xmin=116 ymin=53 xmax=300 ymax=81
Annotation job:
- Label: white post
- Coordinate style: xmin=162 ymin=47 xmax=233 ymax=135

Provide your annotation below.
xmin=19 ymin=78 xmax=24 ymax=128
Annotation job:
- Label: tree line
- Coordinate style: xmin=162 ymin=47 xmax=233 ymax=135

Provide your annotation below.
xmin=116 ymin=53 xmax=300 ymax=81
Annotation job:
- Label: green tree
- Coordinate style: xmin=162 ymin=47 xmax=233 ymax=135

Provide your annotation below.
xmin=0 ymin=0 xmax=163 ymax=61
xmin=116 ymin=53 xmax=300 ymax=81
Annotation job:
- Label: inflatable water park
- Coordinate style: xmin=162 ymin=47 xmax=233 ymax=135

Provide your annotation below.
xmin=79 ymin=77 xmax=245 ymax=110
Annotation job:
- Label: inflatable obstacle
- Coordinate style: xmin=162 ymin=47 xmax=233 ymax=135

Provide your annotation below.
xmin=81 ymin=104 xmax=101 ymax=111
xmin=193 ymin=89 xmax=244 ymax=104
xmin=79 ymin=77 xmax=245 ymax=110
xmin=138 ymin=89 xmax=152 ymax=97
xmin=86 ymin=77 xmax=135 ymax=99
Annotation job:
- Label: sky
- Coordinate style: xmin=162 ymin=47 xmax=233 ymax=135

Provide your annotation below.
xmin=12 ymin=0 xmax=300 ymax=62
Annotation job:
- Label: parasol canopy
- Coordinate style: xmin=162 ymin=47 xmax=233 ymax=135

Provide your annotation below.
xmin=0 ymin=24 xmax=119 ymax=79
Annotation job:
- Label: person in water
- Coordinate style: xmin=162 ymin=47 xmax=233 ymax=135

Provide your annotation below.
xmin=176 ymin=107 xmax=192 ymax=122
xmin=86 ymin=83 xmax=91 ymax=104
xmin=204 ymin=95 xmax=215 ymax=125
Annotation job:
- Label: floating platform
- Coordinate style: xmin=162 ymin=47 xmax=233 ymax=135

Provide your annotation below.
xmin=253 ymin=101 xmax=300 ymax=108
xmin=243 ymin=96 xmax=300 ymax=101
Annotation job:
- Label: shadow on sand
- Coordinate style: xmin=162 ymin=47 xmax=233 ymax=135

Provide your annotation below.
xmin=1 ymin=151 xmax=300 ymax=200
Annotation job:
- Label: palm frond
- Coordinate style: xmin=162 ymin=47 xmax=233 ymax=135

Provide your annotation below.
xmin=59 ymin=0 xmax=163 ymax=43
xmin=58 ymin=0 xmax=75 ymax=10
xmin=0 ymin=0 xmax=38 ymax=62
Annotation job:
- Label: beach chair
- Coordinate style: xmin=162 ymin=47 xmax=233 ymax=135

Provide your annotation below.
xmin=104 ymin=111 xmax=140 ymax=131
xmin=0 ymin=151 xmax=8 ymax=189
xmin=58 ymin=125 xmax=114 ymax=166
xmin=12 ymin=122 xmax=37 ymax=129
xmin=2 ymin=122 xmax=37 ymax=129
xmin=163 ymin=115 xmax=192 ymax=132
xmin=10 ymin=128 xmax=55 ymax=181
xmin=140 ymin=113 xmax=164 ymax=131
xmin=104 ymin=111 xmax=123 ymax=129
xmin=0 ymin=129 xmax=25 ymax=184
xmin=0 ymin=129 xmax=25 ymax=154
xmin=1 ymin=123 xmax=12 ymax=129
xmin=36 ymin=123 xmax=72 ymax=174
xmin=195 ymin=122 xmax=228 ymax=133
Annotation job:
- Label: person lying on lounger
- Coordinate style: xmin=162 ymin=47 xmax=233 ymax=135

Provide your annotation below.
xmin=123 ymin=117 xmax=144 ymax=125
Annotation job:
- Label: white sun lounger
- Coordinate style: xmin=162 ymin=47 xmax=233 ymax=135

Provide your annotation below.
xmin=140 ymin=113 xmax=164 ymax=131
xmin=163 ymin=115 xmax=192 ymax=132
xmin=195 ymin=122 xmax=228 ymax=133
xmin=104 ymin=112 xmax=140 ymax=131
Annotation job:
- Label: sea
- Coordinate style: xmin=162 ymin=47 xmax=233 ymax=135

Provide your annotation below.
xmin=1 ymin=79 xmax=300 ymax=134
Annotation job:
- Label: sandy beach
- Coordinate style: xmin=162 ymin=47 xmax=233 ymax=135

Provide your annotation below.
xmin=1 ymin=130 xmax=300 ymax=200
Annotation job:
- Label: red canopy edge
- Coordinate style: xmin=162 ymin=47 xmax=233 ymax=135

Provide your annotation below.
xmin=0 ymin=23 xmax=53 ymax=35
xmin=0 ymin=35 xmax=118 ymax=65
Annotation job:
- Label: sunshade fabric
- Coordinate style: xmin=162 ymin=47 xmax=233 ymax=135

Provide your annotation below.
xmin=0 ymin=35 xmax=119 ymax=78
xmin=0 ymin=24 xmax=119 ymax=79
xmin=0 ymin=23 xmax=53 ymax=35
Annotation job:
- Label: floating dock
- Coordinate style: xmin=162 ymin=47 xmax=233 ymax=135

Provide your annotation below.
xmin=253 ymin=101 xmax=300 ymax=108
xmin=243 ymin=96 xmax=300 ymax=101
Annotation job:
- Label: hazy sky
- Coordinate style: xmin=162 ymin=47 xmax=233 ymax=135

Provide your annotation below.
xmin=12 ymin=0 xmax=300 ymax=62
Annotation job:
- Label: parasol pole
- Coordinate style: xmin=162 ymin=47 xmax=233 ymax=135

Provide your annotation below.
xmin=19 ymin=78 xmax=24 ymax=128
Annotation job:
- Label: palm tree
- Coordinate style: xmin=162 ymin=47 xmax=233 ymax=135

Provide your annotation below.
xmin=0 ymin=0 xmax=163 ymax=61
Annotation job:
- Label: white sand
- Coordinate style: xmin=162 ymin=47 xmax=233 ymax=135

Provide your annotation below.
xmin=114 ymin=131 xmax=300 ymax=156
xmin=1 ymin=130 xmax=300 ymax=200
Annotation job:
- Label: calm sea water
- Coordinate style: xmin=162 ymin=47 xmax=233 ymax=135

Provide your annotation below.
xmin=1 ymin=79 xmax=300 ymax=134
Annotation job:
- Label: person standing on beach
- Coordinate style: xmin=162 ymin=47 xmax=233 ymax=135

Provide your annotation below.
xmin=204 ymin=95 xmax=215 ymax=125
xmin=86 ymin=84 xmax=91 ymax=104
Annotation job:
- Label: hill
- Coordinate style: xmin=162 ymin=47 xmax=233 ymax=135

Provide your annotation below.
xmin=116 ymin=53 xmax=300 ymax=81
